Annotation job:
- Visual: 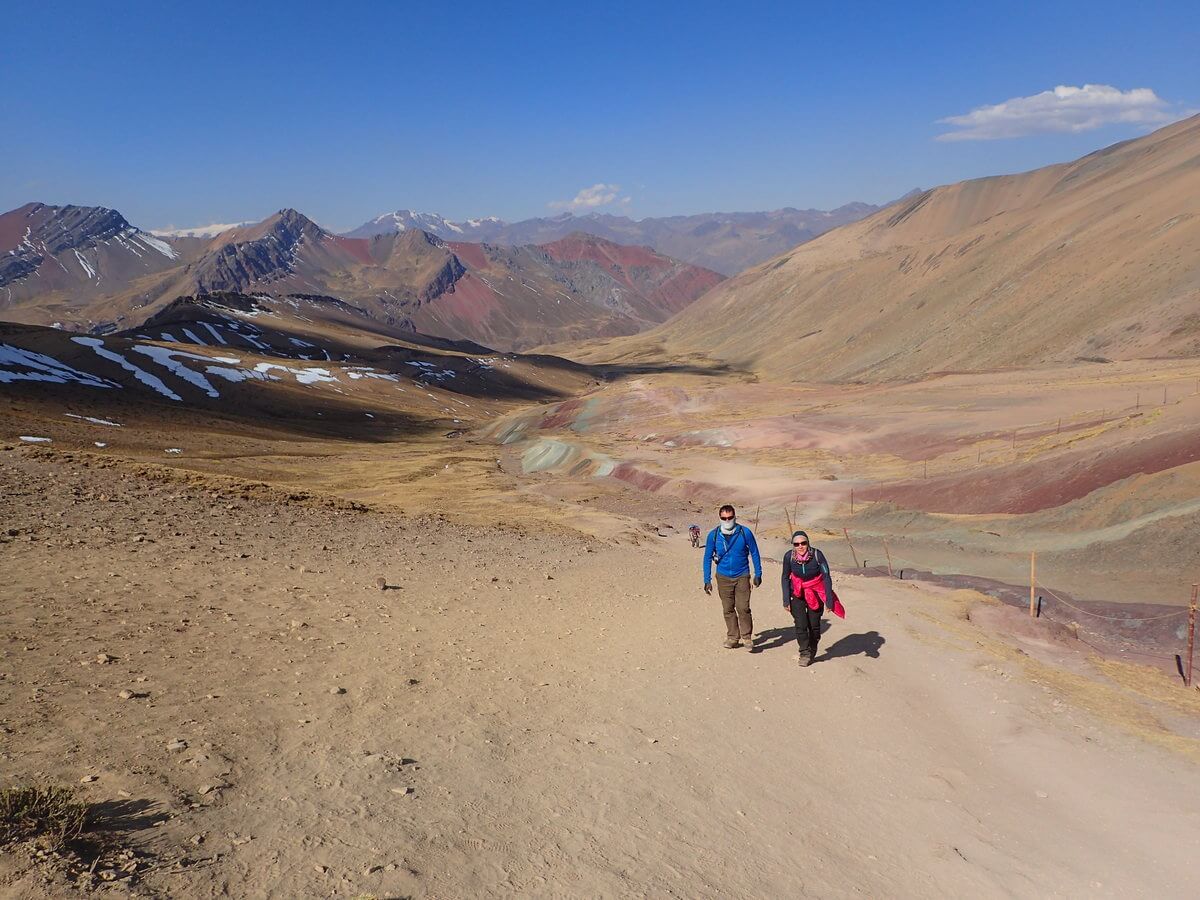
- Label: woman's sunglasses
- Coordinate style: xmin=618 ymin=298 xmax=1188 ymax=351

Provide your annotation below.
xmin=793 ymin=541 xmax=808 ymax=547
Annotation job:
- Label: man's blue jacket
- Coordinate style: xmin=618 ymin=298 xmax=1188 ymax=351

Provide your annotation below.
xmin=703 ymin=524 xmax=762 ymax=583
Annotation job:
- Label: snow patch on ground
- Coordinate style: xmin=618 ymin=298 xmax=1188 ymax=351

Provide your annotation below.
xmin=131 ymin=230 xmax=179 ymax=259
xmin=0 ymin=343 xmax=119 ymax=389
xmin=73 ymin=249 xmax=97 ymax=279
xmin=200 ymin=322 xmax=228 ymax=345
xmin=131 ymin=345 xmax=225 ymax=398
xmin=65 ymin=414 xmax=122 ymax=427
xmin=252 ymin=363 xmax=339 ymax=384
xmin=72 ymin=337 xmax=183 ymax=401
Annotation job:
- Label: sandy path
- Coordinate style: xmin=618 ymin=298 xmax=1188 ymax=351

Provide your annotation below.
xmin=3 ymin=450 xmax=1199 ymax=898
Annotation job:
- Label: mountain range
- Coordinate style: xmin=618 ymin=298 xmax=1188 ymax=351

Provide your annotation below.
xmin=344 ymin=204 xmax=884 ymax=275
xmin=580 ymin=114 xmax=1200 ymax=381
xmin=0 ymin=205 xmax=723 ymax=351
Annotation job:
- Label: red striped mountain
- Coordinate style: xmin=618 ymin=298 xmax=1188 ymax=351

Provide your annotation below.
xmin=0 ymin=203 xmax=199 ymax=322
xmin=0 ymin=207 xmax=724 ymax=351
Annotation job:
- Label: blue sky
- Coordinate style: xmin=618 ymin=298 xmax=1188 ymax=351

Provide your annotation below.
xmin=2 ymin=0 xmax=1196 ymax=232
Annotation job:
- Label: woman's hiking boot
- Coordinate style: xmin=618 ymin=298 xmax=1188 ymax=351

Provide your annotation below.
xmin=797 ymin=650 xmax=814 ymax=667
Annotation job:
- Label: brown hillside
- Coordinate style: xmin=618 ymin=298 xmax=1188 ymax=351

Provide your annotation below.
xmin=581 ymin=115 xmax=1200 ymax=381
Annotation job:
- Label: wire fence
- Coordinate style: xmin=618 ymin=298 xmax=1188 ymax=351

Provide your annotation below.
xmin=808 ymin=529 xmax=1198 ymax=674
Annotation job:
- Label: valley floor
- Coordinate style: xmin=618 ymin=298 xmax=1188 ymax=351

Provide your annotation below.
xmin=3 ymin=448 xmax=1199 ymax=898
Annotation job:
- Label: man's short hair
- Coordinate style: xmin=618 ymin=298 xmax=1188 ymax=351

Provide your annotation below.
xmin=719 ymin=504 xmax=736 ymax=516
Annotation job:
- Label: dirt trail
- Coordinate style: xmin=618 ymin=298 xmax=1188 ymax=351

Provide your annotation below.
xmin=3 ymin=448 xmax=1199 ymax=898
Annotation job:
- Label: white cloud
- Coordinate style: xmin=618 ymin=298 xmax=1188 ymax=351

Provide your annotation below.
xmin=936 ymin=84 xmax=1184 ymax=141
xmin=549 ymin=183 xmax=630 ymax=210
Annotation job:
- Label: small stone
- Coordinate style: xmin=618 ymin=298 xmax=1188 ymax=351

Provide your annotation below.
xmin=80 ymin=774 xmax=98 ymax=783
xmin=118 ymin=689 xmax=135 ymax=700
xmin=198 ymin=785 xmax=217 ymax=795
xmin=96 ymin=653 xmax=115 ymax=665
xmin=545 ymin=574 xmax=554 ymax=580
xmin=364 ymin=865 xmax=382 ymax=876
xmin=1035 ymin=791 xmax=1048 ymax=799
xmin=389 ymin=786 xmax=415 ymax=796
xmin=375 ymin=576 xmax=387 ymax=591
xmin=289 ymin=620 xmax=308 ymax=629
xmin=190 ymin=834 xmax=205 ymax=845
xmin=330 ymin=686 xmax=346 ymax=695
xmin=167 ymin=739 xmax=188 ymax=752
xmin=313 ymin=864 xmax=328 ymax=875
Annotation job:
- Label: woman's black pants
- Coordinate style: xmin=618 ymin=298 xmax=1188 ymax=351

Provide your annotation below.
xmin=791 ymin=603 xmax=822 ymax=656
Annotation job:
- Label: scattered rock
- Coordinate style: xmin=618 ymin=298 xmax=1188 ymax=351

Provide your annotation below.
xmin=375 ymin=576 xmax=387 ymax=591
xmin=167 ymin=739 xmax=188 ymax=752
xmin=80 ymin=774 xmax=98 ymax=783
xmin=390 ymin=786 xmax=415 ymax=796
xmin=118 ymin=689 xmax=135 ymax=700
xmin=330 ymin=686 xmax=346 ymax=695
xmin=313 ymin=864 xmax=328 ymax=875
xmin=96 ymin=653 xmax=115 ymax=665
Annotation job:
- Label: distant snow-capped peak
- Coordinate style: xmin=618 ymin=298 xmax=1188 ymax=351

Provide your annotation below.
xmin=151 ymin=222 xmax=252 ymax=238
xmin=346 ymin=210 xmax=508 ymax=240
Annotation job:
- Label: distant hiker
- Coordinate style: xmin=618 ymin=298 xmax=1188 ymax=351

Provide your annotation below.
xmin=782 ymin=530 xmax=834 ymax=666
xmin=702 ymin=505 xmax=762 ymax=651
xmin=689 ymin=524 xmax=701 ymax=548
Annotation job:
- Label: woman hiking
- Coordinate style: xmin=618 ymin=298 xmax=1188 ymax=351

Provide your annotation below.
xmin=781 ymin=530 xmax=834 ymax=667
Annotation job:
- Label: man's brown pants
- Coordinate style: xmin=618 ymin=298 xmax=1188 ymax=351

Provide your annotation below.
xmin=715 ymin=573 xmax=753 ymax=641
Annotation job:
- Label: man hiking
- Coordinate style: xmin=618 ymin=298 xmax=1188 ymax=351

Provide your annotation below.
xmin=702 ymin=505 xmax=763 ymax=651
xmin=689 ymin=524 xmax=702 ymax=548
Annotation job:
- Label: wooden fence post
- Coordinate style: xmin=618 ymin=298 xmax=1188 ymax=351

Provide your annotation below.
xmin=1029 ymin=551 xmax=1037 ymax=618
xmin=843 ymin=528 xmax=860 ymax=569
xmin=1186 ymin=584 xmax=1198 ymax=688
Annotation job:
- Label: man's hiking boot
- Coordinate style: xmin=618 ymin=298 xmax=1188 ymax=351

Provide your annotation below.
xmin=797 ymin=651 xmax=814 ymax=667
xmin=744 ymin=637 xmax=755 ymax=652
xmin=723 ymin=638 xmax=741 ymax=649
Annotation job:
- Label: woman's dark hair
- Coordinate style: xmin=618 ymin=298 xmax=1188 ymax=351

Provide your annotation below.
xmin=719 ymin=504 xmax=736 ymax=516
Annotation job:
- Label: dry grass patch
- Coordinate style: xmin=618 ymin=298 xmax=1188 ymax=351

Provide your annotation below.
xmin=0 ymin=783 xmax=89 ymax=851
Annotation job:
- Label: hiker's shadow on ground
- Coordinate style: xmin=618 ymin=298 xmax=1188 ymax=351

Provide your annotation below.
xmin=821 ymin=630 xmax=885 ymax=661
xmin=756 ymin=621 xmax=832 ymax=652
xmin=756 ymin=624 xmax=886 ymax=661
